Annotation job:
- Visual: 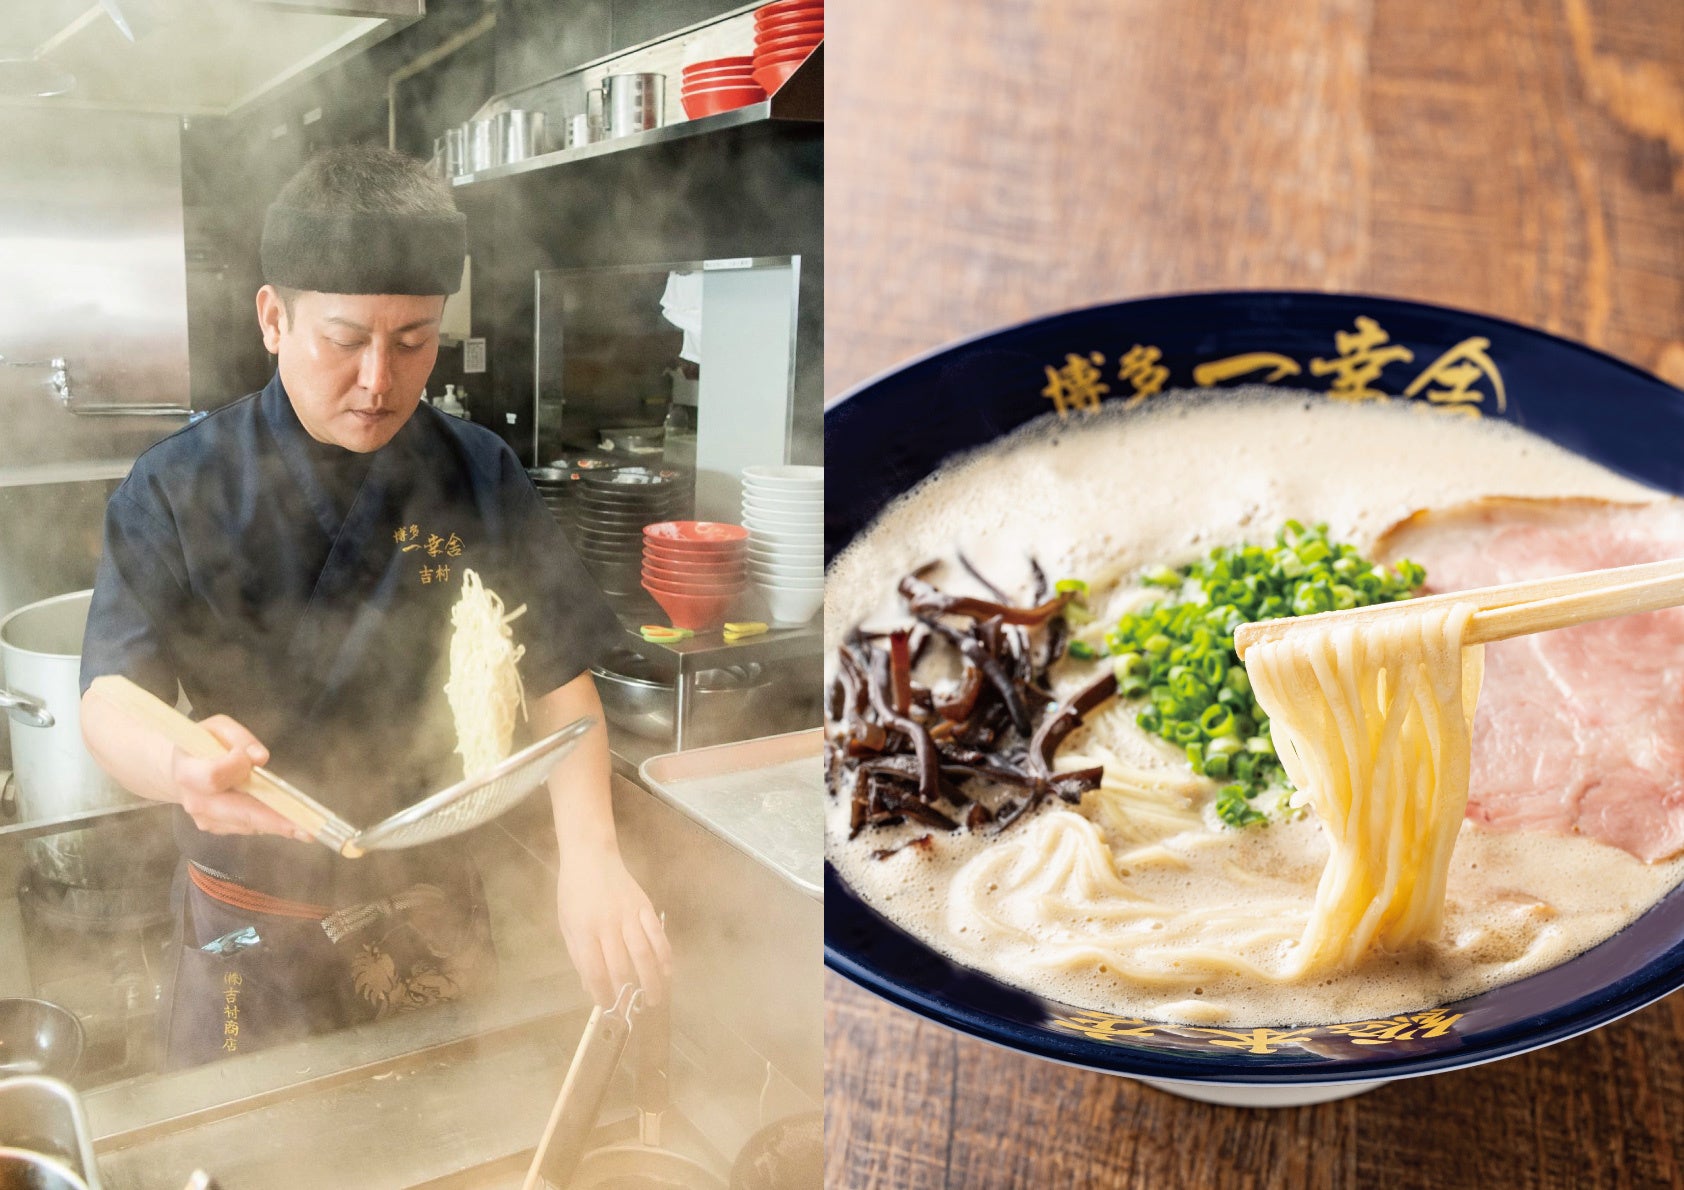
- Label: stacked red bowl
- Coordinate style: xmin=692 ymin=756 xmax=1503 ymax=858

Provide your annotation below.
xmin=753 ymin=0 xmax=822 ymax=95
xmin=681 ymin=54 xmax=765 ymax=120
xmin=642 ymin=521 xmax=750 ymax=630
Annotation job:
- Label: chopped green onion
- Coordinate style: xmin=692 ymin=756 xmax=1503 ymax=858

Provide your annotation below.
xmin=1067 ymin=640 xmax=1097 ymax=661
xmin=1215 ymin=783 xmax=1266 ymax=828
xmin=1055 ymin=578 xmax=1090 ymax=596
xmin=1095 ymin=521 xmax=1425 ymax=824
xmin=1169 ymin=721 xmax=1202 ymax=745
xmin=1111 ymin=651 xmax=1148 ymax=680
xmin=1199 ymin=703 xmax=1237 ymax=737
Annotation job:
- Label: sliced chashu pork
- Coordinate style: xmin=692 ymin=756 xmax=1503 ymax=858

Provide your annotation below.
xmin=1377 ymin=497 xmax=1684 ymax=863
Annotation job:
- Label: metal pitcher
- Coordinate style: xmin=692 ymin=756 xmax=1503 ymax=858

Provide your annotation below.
xmin=498 ymin=109 xmax=547 ymax=162
xmin=601 ymin=73 xmax=665 ymax=138
xmin=434 ymin=126 xmax=466 ymax=178
xmin=463 ymin=116 xmax=500 ymax=172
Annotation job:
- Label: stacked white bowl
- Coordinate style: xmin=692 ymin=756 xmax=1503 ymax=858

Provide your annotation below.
xmin=741 ymin=464 xmax=823 ymax=625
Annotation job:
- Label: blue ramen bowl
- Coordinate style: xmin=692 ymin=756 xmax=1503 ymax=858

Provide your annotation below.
xmin=824 ymin=290 xmax=1684 ymax=1104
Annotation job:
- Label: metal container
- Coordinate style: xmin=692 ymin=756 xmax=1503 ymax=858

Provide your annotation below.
xmin=464 ymin=116 xmax=500 ymax=172
xmin=434 ymin=126 xmax=466 ymax=177
xmin=499 ymin=108 xmax=547 ymax=162
xmin=0 ymin=1148 xmax=90 ymax=1190
xmin=591 ymin=651 xmax=774 ymax=747
xmin=565 ymin=112 xmax=595 ymax=149
xmin=571 ymin=1146 xmax=725 ymax=1188
xmin=0 ymin=1077 xmax=101 ymax=1190
xmin=730 ymin=1112 xmax=823 ymax=1189
xmin=601 ymin=73 xmax=665 ymax=137
xmin=0 ymin=998 xmax=84 ymax=1080
xmin=0 ymin=591 xmax=174 ymax=888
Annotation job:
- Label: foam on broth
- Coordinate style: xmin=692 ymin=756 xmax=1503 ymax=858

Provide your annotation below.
xmin=824 ymin=389 xmax=1684 ymax=1026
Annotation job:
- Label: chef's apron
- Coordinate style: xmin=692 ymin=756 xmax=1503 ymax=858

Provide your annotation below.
xmin=159 ymin=859 xmax=496 ymax=1069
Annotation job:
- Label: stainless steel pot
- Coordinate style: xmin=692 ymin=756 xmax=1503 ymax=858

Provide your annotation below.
xmin=0 ymin=591 xmax=174 ymax=888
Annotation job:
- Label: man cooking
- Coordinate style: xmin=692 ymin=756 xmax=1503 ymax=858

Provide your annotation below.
xmin=78 ymin=145 xmax=670 ymax=1068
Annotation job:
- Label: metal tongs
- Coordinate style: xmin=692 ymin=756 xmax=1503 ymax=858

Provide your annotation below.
xmin=86 ymin=675 xmax=593 ymax=857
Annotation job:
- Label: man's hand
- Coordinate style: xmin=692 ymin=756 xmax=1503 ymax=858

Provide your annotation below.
xmin=170 ymin=715 xmax=311 ymax=842
xmin=556 ymin=853 xmax=673 ymax=1008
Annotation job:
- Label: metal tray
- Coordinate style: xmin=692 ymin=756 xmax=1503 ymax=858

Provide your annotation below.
xmin=638 ymin=730 xmax=823 ymax=900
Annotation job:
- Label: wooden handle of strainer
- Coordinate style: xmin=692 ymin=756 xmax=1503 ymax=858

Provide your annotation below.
xmin=85 ymin=675 xmax=341 ymax=843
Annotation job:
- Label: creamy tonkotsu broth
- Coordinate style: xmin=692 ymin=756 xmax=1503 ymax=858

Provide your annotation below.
xmin=825 ymin=389 xmax=1684 ymax=1026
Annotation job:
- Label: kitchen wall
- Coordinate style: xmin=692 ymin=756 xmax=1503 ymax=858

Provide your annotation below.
xmin=495 ymin=0 xmax=744 ymax=96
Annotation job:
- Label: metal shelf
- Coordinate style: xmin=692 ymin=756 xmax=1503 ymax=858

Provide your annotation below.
xmin=451 ymin=45 xmax=821 ymax=189
xmin=616 ymin=620 xmax=819 ymax=665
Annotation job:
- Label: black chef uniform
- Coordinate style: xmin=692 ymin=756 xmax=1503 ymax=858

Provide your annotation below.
xmin=80 ymin=373 xmax=621 ymax=1067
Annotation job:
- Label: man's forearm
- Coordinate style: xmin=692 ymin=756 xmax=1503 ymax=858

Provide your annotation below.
xmin=534 ymin=672 xmax=620 ymax=864
xmin=79 ymin=687 xmax=186 ymax=805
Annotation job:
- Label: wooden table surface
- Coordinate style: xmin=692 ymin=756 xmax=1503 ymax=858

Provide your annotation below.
xmin=823 ymin=2 xmax=1684 ymax=1187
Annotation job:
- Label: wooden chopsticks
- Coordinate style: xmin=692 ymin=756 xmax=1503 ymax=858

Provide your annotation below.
xmin=1233 ymin=557 xmax=1684 ymax=659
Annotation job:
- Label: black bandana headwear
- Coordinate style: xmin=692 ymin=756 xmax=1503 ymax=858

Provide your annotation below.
xmin=260 ymin=205 xmax=466 ymax=296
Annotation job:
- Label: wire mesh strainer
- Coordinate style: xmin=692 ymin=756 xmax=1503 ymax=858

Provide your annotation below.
xmin=87 ymin=675 xmax=594 ymax=857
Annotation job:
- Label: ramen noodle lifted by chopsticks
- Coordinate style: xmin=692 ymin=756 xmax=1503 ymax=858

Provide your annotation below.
xmin=1245 ymin=602 xmax=1483 ymax=975
xmin=1239 ymin=556 xmax=1684 ymax=976
xmin=444 ymin=569 xmax=528 ymax=778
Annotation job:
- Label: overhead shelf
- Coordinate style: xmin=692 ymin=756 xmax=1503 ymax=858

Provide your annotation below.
xmin=453 ymin=45 xmax=820 ymax=189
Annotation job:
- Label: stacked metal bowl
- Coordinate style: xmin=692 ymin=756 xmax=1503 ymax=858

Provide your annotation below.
xmin=572 ymin=466 xmax=684 ymax=595
xmin=528 ymin=455 xmax=620 ymax=537
xmin=527 ymin=466 xmax=576 ymax=535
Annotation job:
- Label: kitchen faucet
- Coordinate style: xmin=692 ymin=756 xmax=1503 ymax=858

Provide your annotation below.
xmin=0 ymin=354 xmax=71 ymax=404
xmin=0 ymin=353 xmax=200 ymax=418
